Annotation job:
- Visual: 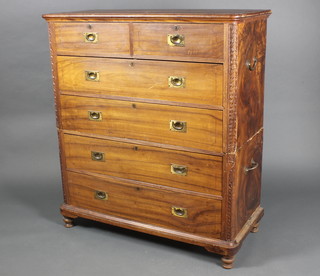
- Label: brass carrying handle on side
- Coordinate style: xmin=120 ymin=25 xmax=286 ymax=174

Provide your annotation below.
xmin=244 ymin=158 xmax=259 ymax=174
xmin=246 ymin=57 xmax=257 ymax=71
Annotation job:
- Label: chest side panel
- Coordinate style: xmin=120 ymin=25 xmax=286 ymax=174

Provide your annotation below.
xmin=236 ymin=19 xmax=267 ymax=147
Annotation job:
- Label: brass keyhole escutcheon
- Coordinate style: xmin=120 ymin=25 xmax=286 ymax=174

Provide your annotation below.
xmin=91 ymin=151 xmax=105 ymax=162
xmin=167 ymin=34 xmax=185 ymax=47
xmin=84 ymin=32 xmax=98 ymax=43
xmin=172 ymin=207 xmax=188 ymax=218
xmin=85 ymin=71 xmax=100 ymax=81
xmin=88 ymin=111 xmax=102 ymax=121
xmin=168 ymin=76 xmax=185 ymax=88
xmin=170 ymin=120 xmax=187 ymax=132
xmin=94 ymin=190 xmax=108 ymax=200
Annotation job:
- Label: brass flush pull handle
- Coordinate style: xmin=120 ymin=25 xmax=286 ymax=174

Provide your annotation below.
xmin=167 ymin=34 xmax=185 ymax=47
xmin=171 ymin=164 xmax=188 ymax=176
xmin=244 ymin=158 xmax=259 ymax=174
xmin=91 ymin=151 xmax=105 ymax=162
xmin=94 ymin=190 xmax=108 ymax=200
xmin=85 ymin=71 xmax=100 ymax=81
xmin=172 ymin=207 xmax=188 ymax=218
xmin=84 ymin=32 xmax=98 ymax=43
xmin=246 ymin=57 xmax=257 ymax=71
xmin=170 ymin=120 xmax=187 ymax=132
xmin=168 ymin=76 xmax=185 ymax=88
xmin=88 ymin=111 xmax=102 ymax=121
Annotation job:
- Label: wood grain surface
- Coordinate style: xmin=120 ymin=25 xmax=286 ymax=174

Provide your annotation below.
xmin=236 ymin=19 xmax=267 ymax=147
xmin=63 ymin=134 xmax=223 ymax=195
xmin=43 ymin=9 xmax=272 ymax=267
xmin=54 ymin=23 xmax=130 ymax=57
xmin=57 ymin=56 xmax=223 ymax=107
xmin=231 ymin=131 xmax=263 ymax=238
xmin=132 ymin=23 xmax=224 ymax=62
xmin=43 ymin=9 xmax=272 ymax=23
xmin=60 ymin=95 xmax=223 ymax=152
xmin=66 ymin=171 xmax=222 ymax=238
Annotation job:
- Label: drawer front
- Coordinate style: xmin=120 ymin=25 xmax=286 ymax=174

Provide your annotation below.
xmin=64 ymin=134 xmax=222 ymax=195
xmin=60 ymin=95 xmax=223 ymax=152
xmin=54 ymin=23 xmax=130 ymax=57
xmin=132 ymin=23 xmax=224 ymax=62
xmin=57 ymin=56 xmax=223 ymax=107
xmin=67 ymin=171 xmax=222 ymax=238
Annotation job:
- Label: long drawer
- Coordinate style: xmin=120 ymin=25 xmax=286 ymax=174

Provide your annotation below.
xmin=57 ymin=56 xmax=223 ymax=107
xmin=63 ymin=134 xmax=222 ymax=195
xmin=60 ymin=95 xmax=223 ymax=152
xmin=66 ymin=171 xmax=222 ymax=238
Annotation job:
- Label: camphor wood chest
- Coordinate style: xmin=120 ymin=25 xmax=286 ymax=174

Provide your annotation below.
xmin=43 ymin=9 xmax=271 ymax=269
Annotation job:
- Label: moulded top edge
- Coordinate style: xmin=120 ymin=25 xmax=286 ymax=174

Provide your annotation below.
xmin=42 ymin=9 xmax=272 ymax=21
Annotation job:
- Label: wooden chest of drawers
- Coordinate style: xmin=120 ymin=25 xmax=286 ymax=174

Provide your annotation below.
xmin=43 ymin=9 xmax=271 ymax=269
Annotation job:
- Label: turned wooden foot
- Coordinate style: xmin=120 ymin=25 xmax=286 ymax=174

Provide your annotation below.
xmin=251 ymin=222 xmax=260 ymax=233
xmin=221 ymin=255 xmax=235 ymax=269
xmin=63 ymin=216 xmax=75 ymax=228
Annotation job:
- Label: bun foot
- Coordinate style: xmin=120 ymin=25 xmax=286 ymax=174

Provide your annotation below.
xmin=63 ymin=216 xmax=75 ymax=228
xmin=251 ymin=222 xmax=260 ymax=233
xmin=221 ymin=255 xmax=235 ymax=269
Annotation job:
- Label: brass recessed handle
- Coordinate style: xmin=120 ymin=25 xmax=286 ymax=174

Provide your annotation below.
xmin=91 ymin=151 xmax=105 ymax=162
xmin=171 ymin=164 xmax=188 ymax=176
xmin=94 ymin=190 xmax=108 ymax=200
xmin=84 ymin=32 xmax=98 ymax=43
xmin=85 ymin=71 xmax=100 ymax=81
xmin=88 ymin=111 xmax=102 ymax=121
xmin=244 ymin=158 xmax=259 ymax=174
xmin=246 ymin=57 xmax=257 ymax=71
xmin=167 ymin=34 xmax=185 ymax=47
xmin=170 ymin=120 xmax=187 ymax=132
xmin=168 ymin=76 xmax=185 ymax=88
xmin=172 ymin=207 xmax=188 ymax=218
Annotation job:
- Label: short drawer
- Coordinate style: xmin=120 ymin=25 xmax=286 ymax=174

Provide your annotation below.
xmin=67 ymin=171 xmax=222 ymax=238
xmin=54 ymin=23 xmax=130 ymax=57
xmin=60 ymin=95 xmax=223 ymax=153
xmin=63 ymin=134 xmax=222 ymax=195
xmin=132 ymin=23 xmax=224 ymax=62
xmin=57 ymin=56 xmax=223 ymax=107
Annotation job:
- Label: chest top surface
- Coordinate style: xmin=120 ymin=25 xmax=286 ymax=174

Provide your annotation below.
xmin=42 ymin=9 xmax=271 ymax=22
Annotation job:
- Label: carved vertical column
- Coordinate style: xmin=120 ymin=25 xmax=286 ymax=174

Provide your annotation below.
xmin=225 ymin=22 xmax=239 ymax=241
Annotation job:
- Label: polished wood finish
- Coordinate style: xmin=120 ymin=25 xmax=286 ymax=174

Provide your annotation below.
xmin=43 ymin=9 xmax=272 ymax=22
xmin=132 ymin=23 xmax=224 ymax=62
xmin=221 ymin=255 xmax=235 ymax=269
xmin=63 ymin=134 xmax=223 ymax=195
xmin=54 ymin=23 xmax=130 ymax=57
xmin=67 ymin=171 xmax=222 ymax=238
xmin=236 ymin=19 xmax=267 ymax=147
xmin=43 ymin=9 xmax=271 ymax=269
xmin=232 ymin=131 xmax=263 ymax=238
xmin=63 ymin=216 xmax=75 ymax=228
xmin=60 ymin=95 xmax=223 ymax=152
xmin=57 ymin=56 xmax=223 ymax=106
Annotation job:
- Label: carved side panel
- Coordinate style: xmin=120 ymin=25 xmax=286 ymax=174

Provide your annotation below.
xmin=48 ymin=22 xmax=69 ymax=203
xmin=48 ymin=23 xmax=59 ymax=128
